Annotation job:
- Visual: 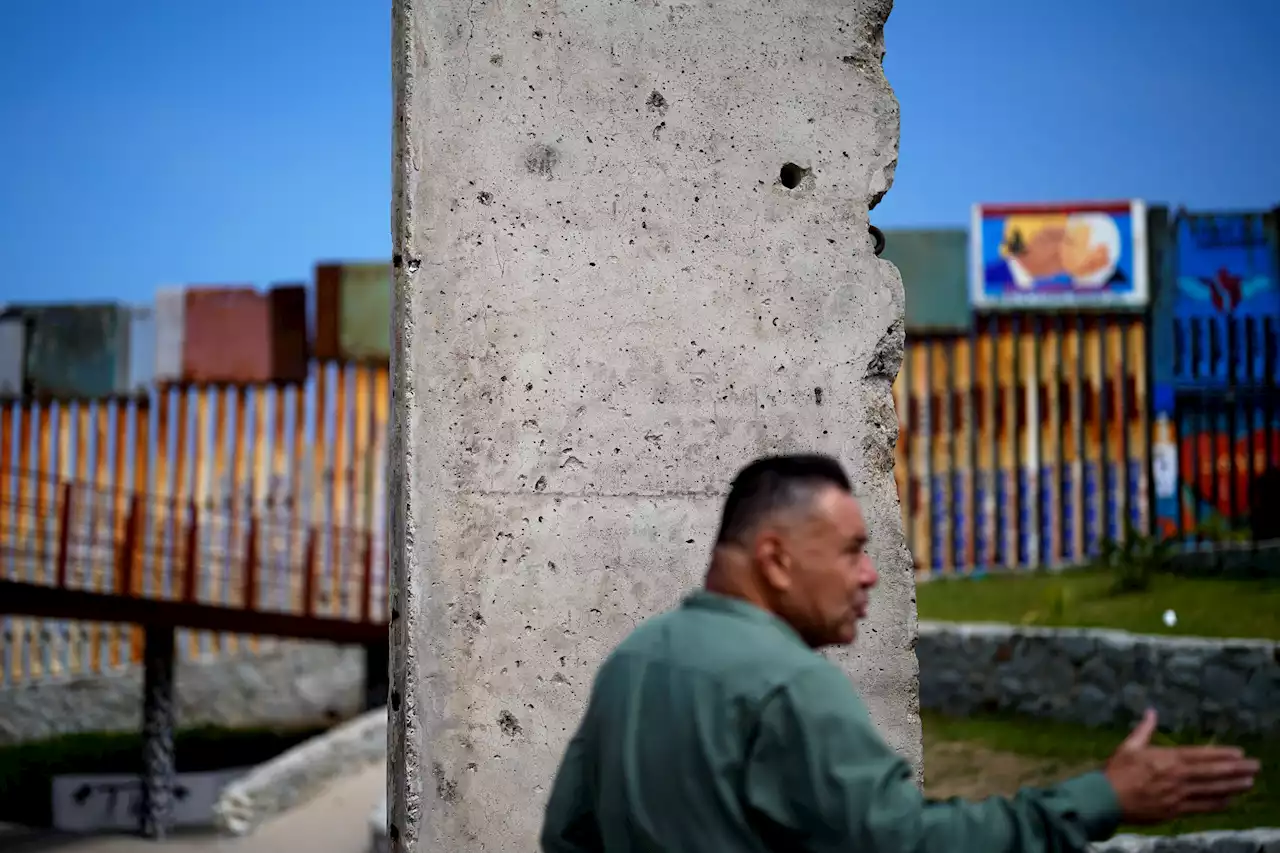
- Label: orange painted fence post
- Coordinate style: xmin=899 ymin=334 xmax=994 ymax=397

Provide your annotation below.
xmin=115 ymin=494 xmax=141 ymax=596
xmin=54 ymin=482 xmax=72 ymax=588
xmin=243 ymin=516 xmax=259 ymax=612
xmin=360 ymin=530 xmax=374 ymax=623
xmin=302 ymin=526 xmax=318 ymax=618
xmin=182 ymin=499 xmax=199 ymax=603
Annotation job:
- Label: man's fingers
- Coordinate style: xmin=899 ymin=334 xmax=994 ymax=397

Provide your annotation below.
xmin=1184 ymin=774 xmax=1257 ymax=799
xmin=1175 ymin=745 xmax=1248 ymax=763
xmin=1180 ymin=757 xmax=1259 ymax=782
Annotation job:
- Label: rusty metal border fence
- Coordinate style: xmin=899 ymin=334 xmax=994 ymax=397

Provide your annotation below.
xmin=0 ymin=363 xmax=391 ymax=687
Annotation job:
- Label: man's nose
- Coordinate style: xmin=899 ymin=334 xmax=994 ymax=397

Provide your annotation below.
xmin=860 ymin=554 xmax=879 ymax=589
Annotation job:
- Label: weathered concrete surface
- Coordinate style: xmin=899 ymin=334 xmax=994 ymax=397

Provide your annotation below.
xmin=214 ymin=707 xmax=387 ymax=837
xmin=390 ymin=0 xmax=918 ymax=850
xmin=918 ymin=622 xmax=1280 ymax=736
xmin=0 ymin=642 xmax=361 ymax=745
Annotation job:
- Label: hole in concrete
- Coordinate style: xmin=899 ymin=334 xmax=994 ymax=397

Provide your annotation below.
xmin=779 ymin=163 xmax=807 ymax=189
xmin=391 ymin=690 xmax=402 ymax=711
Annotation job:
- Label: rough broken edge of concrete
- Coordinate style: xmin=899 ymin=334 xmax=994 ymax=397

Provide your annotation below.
xmin=212 ymin=706 xmax=387 ymax=837
xmin=1093 ymin=828 xmax=1280 ymax=851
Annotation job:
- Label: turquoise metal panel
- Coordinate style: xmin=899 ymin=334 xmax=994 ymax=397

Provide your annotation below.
xmin=879 ymin=229 xmax=971 ymax=332
xmin=0 ymin=317 xmax=25 ymax=398
xmin=21 ymin=304 xmax=129 ymax=399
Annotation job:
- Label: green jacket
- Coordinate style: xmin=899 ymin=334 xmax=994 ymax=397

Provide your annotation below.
xmin=542 ymin=590 xmax=1121 ymax=852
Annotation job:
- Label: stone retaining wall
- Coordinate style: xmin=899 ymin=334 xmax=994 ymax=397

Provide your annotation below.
xmin=0 ymin=641 xmax=362 ymax=744
xmin=918 ymin=622 xmax=1280 ymax=736
xmin=1095 ymin=829 xmax=1280 ymax=851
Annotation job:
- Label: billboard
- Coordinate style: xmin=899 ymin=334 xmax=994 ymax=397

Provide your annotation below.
xmin=970 ymin=200 xmax=1148 ymax=310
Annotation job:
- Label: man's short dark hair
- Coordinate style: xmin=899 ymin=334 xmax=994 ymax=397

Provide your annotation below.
xmin=715 ymin=454 xmax=852 ymax=545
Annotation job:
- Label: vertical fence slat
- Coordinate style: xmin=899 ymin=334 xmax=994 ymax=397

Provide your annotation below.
xmin=190 ymin=389 xmax=211 ymax=653
xmin=128 ymin=400 xmax=150 ymax=664
xmin=311 ymin=364 xmax=329 ymax=616
xmin=108 ymin=402 xmax=130 ymax=668
xmin=210 ymin=388 xmax=230 ymax=655
xmin=372 ymin=366 xmax=390 ymax=620
xmin=330 ymin=366 xmax=350 ymax=617
xmin=270 ymin=385 xmax=289 ymax=615
xmin=892 ymin=357 xmax=910 ymax=565
xmin=249 ymin=386 xmax=269 ymax=650
xmin=291 ymin=382 xmax=307 ymax=616
xmin=151 ymin=391 xmax=171 ymax=601
xmin=175 ymin=389 xmax=197 ymax=656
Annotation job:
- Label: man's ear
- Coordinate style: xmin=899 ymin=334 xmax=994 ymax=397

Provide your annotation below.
xmin=754 ymin=531 xmax=792 ymax=592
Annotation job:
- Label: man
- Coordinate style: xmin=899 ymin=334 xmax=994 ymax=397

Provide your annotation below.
xmin=541 ymin=454 xmax=1259 ymax=852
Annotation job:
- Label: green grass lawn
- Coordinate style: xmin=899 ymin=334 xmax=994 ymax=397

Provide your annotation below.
xmin=0 ymin=723 xmax=331 ymax=828
xmin=916 ymin=568 xmax=1280 ymax=640
xmin=923 ymin=710 xmax=1280 ymax=835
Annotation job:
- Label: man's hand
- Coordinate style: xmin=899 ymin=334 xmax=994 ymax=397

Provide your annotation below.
xmin=1104 ymin=709 xmax=1259 ymax=825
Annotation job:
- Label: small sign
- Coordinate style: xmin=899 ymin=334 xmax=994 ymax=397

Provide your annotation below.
xmin=51 ymin=768 xmax=249 ymax=833
xmin=970 ymin=200 xmax=1149 ymax=310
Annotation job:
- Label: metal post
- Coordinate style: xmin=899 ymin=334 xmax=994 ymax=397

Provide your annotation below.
xmin=140 ymin=625 xmax=176 ymax=839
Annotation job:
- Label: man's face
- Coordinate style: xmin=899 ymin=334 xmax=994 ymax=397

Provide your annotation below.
xmin=757 ymin=487 xmax=878 ymax=647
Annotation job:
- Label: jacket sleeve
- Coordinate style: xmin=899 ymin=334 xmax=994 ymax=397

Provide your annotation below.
xmin=742 ymin=663 xmax=1122 ymax=853
xmin=540 ymin=727 xmax=604 ymax=853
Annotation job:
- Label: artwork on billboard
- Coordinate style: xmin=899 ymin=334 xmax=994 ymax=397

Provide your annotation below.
xmin=1172 ymin=212 xmax=1276 ymax=322
xmin=970 ymin=200 xmax=1149 ymax=310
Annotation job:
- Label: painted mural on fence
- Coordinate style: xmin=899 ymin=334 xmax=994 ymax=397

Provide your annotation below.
xmin=892 ymin=316 xmax=1148 ymax=574
xmin=970 ymin=201 xmax=1149 ymax=311
xmin=1153 ymin=212 xmax=1280 ymax=541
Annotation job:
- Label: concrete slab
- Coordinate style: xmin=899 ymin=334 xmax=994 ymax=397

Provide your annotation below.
xmin=390 ymin=0 xmax=919 ymax=849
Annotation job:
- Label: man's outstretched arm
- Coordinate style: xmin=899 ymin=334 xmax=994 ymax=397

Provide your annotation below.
xmin=744 ymin=663 xmax=1257 ymax=853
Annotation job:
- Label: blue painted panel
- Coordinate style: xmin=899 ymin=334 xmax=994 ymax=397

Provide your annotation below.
xmin=1172 ymin=212 xmax=1278 ymax=389
xmin=126 ymin=307 xmax=156 ymax=394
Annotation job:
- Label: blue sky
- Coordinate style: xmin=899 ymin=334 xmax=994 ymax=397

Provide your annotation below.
xmin=0 ymin=0 xmax=1277 ymax=304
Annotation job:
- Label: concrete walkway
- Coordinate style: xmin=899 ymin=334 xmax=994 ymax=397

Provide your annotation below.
xmin=0 ymin=763 xmax=383 ymax=853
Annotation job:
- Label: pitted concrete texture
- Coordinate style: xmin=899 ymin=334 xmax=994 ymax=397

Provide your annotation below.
xmin=0 ymin=642 xmax=361 ymax=745
xmin=389 ymin=0 xmax=918 ymax=849
xmin=214 ymin=707 xmax=387 ymax=836
xmin=919 ymin=622 xmax=1280 ymax=735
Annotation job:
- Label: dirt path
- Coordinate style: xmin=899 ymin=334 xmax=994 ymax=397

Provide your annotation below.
xmin=0 ymin=763 xmax=383 ymax=853
xmin=924 ymin=737 xmax=1096 ymax=800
